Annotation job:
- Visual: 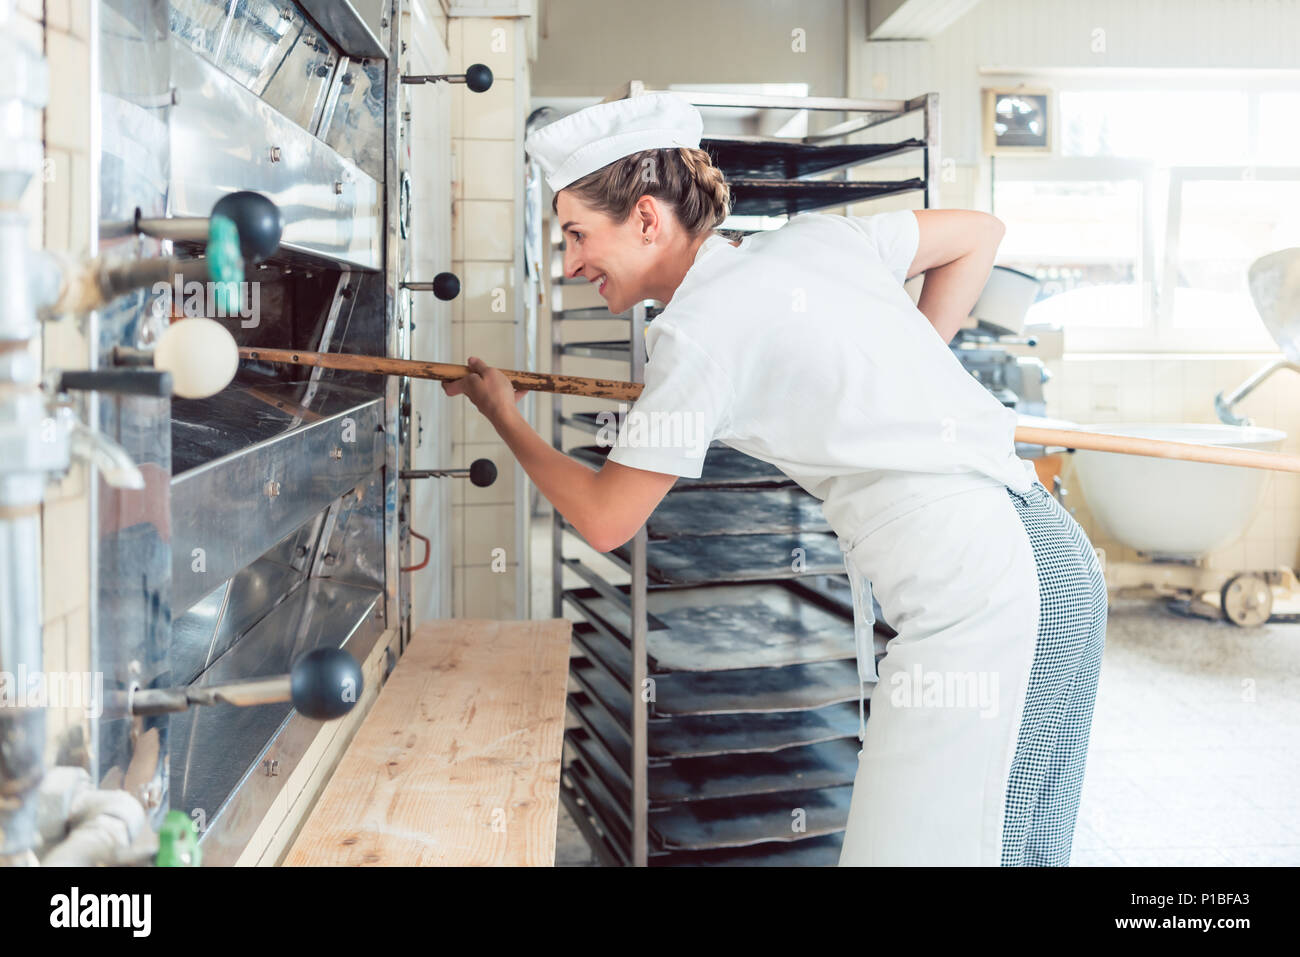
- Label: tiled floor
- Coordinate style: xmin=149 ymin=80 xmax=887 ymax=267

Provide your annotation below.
xmin=1070 ymin=597 xmax=1300 ymax=866
xmin=533 ymin=514 xmax=1300 ymax=866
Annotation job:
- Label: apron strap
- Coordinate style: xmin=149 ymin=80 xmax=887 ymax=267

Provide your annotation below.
xmin=858 ymin=679 xmax=867 ymax=743
xmin=841 ymin=547 xmax=877 ymax=746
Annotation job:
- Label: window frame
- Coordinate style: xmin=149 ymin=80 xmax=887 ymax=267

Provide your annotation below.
xmin=984 ymin=71 xmax=1300 ymax=355
xmin=1159 ymin=165 xmax=1300 ymax=354
xmin=993 ymin=154 xmax=1159 ymax=352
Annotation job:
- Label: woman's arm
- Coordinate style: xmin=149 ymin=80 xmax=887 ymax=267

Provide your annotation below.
xmin=443 ymin=357 xmax=679 ymax=552
xmin=906 ymin=210 xmax=1006 ymax=345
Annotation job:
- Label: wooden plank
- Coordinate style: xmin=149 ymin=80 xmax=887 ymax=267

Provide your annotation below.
xmin=284 ymin=618 xmax=572 ymax=866
xmin=244 ymin=630 xmax=398 ymax=866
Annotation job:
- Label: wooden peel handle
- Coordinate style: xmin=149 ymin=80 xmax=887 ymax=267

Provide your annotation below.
xmin=1016 ymin=426 xmax=1300 ymax=474
xmin=237 ymin=347 xmax=1300 ymax=473
xmin=237 ymin=347 xmax=645 ymax=402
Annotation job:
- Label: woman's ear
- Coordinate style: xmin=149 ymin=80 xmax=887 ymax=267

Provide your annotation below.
xmin=633 ymin=195 xmax=661 ymax=240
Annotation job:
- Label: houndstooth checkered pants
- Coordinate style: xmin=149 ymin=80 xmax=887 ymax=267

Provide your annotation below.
xmin=999 ymin=479 xmax=1108 ymax=866
xmin=837 ymin=477 xmax=1108 ymax=866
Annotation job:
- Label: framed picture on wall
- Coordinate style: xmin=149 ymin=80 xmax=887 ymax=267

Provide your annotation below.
xmin=982 ymin=87 xmax=1055 ymax=155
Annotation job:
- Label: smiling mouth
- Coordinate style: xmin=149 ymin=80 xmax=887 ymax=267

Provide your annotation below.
xmin=591 ymin=273 xmax=607 ymax=295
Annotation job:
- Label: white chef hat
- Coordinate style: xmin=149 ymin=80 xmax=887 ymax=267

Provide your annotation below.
xmin=525 ymin=92 xmax=704 ymax=192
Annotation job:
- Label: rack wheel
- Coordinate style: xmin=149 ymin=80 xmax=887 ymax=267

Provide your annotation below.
xmin=1220 ymin=573 xmax=1273 ymax=627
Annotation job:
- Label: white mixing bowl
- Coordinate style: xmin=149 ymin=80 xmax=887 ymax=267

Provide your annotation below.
xmin=1069 ymin=423 xmax=1286 ymax=560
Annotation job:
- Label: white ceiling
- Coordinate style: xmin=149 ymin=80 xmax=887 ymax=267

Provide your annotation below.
xmin=868 ymin=0 xmax=985 ymax=40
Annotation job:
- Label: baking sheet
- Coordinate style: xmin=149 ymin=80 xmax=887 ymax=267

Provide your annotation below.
xmin=568 ymin=677 xmax=863 ymax=761
xmin=646 ymin=487 xmax=830 ymax=538
xmin=614 ymin=532 xmax=847 ymax=584
xmin=702 ymin=136 xmax=926 ymax=180
xmin=651 ymin=784 xmax=853 ymax=851
xmin=566 ymin=580 xmax=855 ymax=672
xmin=728 ymin=177 xmax=925 ymax=217
xmin=650 ymin=738 xmax=860 ymax=804
xmin=650 ymin=832 xmax=845 ymax=867
xmin=569 ymin=442 xmax=791 ymax=488
xmin=571 ymin=638 xmax=860 ymax=718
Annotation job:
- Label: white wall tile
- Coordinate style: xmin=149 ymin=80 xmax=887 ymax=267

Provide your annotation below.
xmin=43 ymin=149 xmax=72 ymax=253
xmin=1181 ymin=361 xmax=1217 ymax=414
xmin=450 ymin=319 xmax=464 ymax=364
xmin=449 ymin=438 xmax=514 ymax=505
xmin=42 ymin=312 xmax=87 ymax=367
xmin=45 ymin=0 xmax=71 ymax=32
xmin=460 ymin=138 xmax=516 ymax=201
xmin=19 ymin=155 xmax=44 ymax=251
xmin=44 ymin=461 xmax=86 ymax=505
xmin=450 ymin=138 xmax=463 ymax=201
xmin=458 ymin=77 xmax=515 ymax=139
xmin=1151 ymin=361 xmax=1184 ymax=396
xmin=42 ymin=615 xmax=68 ymax=753
xmin=460 ymin=564 xmax=519 ymax=618
xmin=44 ymin=29 xmax=90 ymax=155
xmin=463 ymin=318 xmax=515 ymax=366
xmin=450 ymin=502 xmax=466 ymax=561
xmin=1151 ymin=386 xmax=1182 ymax=421
xmin=69 ymin=0 xmax=90 ymax=39
xmin=41 ymin=495 xmax=89 ymax=623
xmin=453 ymin=199 xmax=514 ymax=260
xmin=460 ymin=502 xmax=517 ymax=568
xmin=451 ymin=565 xmax=463 ymax=616
xmin=64 ymin=604 xmax=88 ymax=674
xmin=42 ymin=615 xmax=67 ymax=682
xmin=459 ymin=260 xmax=514 ymax=320
xmin=450 ymin=16 xmax=516 ymax=80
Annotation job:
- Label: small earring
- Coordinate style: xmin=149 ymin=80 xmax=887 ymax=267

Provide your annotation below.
xmin=643 ymin=236 xmax=651 ymax=244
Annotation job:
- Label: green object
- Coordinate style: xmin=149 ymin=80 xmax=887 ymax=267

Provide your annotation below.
xmin=207 ymin=214 xmax=245 ymax=315
xmin=156 ymin=810 xmax=203 ymax=867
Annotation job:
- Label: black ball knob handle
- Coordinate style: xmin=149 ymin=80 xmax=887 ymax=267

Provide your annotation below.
xmin=290 ymin=647 xmax=363 ymax=720
xmin=433 ymin=271 xmax=460 ymax=301
xmin=211 ymin=190 xmax=283 ymax=264
xmin=469 ymin=458 xmax=497 ymax=487
xmin=465 ymin=63 xmax=493 ymax=93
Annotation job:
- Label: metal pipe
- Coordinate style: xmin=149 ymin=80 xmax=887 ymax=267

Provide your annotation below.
xmin=131 ymin=677 xmax=291 ymax=715
xmin=0 ymin=210 xmax=46 ymax=865
xmin=132 ymin=214 xmax=209 ymax=244
xmin=0 ymin=20 xmax=50 ymax=866
xmin=31 ymin=252 xmax=211 ymax=319
xmin=1215 ymin=357 xmax=1300 ymax=426
xmin=0 ymin=506 xmax=44 ymax=865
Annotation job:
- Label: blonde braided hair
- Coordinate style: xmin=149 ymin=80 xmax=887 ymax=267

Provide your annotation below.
xmin=554 ymin=147 xmax=731 ymax=236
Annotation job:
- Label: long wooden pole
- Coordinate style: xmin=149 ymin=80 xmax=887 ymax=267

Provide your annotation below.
xmin=240 ymin=346 xmax=644 ymax=401
xmin=1013 ymin=426 xmax=1300 ymax=474
xmin=238 ymin=347 xmax=1300 ymax=474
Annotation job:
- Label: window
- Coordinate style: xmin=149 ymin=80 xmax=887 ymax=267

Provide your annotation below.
xmin=990 ymin=80 xmax=1300 ymax=353
xmin=1167 ymin=174 xmax=1300 ymax=338
xmin=995 ymin=177 xmax=1145 ymax=330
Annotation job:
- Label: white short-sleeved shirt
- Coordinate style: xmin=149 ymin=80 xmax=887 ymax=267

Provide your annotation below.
xmin=603 ymin=210 xmax=1038 ymax=552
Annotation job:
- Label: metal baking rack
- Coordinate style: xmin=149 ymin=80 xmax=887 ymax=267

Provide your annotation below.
xmin=550 ymin=84 xmax=940 ymax=866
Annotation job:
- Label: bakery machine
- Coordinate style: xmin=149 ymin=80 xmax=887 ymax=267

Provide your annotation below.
xmin=0 ymin=0 xmax=487 ymax=866
xmin=942 ymin=264 xmax=1053 ymax=452
xmin=1074 ymin=246 xmax=1300 ymax=628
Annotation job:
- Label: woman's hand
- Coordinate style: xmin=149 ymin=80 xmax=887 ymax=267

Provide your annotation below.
xmin=441 ymin=356 xmax=528 ymax=425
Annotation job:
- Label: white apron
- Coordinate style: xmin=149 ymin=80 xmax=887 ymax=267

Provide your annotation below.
xmin=835 ymin=482 xmax=1041 ymax=866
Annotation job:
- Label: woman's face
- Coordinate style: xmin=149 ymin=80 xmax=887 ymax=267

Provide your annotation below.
xmin=556 ymin=190 xmax=660 ymax=314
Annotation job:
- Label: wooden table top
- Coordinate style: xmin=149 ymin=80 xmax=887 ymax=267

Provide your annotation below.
xmin=284 ymin=617 xmax=572 ymax=866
